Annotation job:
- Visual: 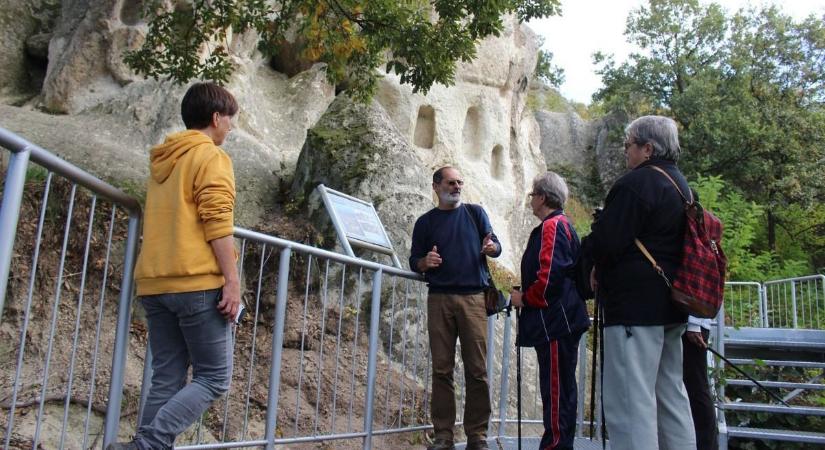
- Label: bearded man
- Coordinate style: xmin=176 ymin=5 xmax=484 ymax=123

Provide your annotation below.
xmin=409 ymin=166 xmax=501 ymax=450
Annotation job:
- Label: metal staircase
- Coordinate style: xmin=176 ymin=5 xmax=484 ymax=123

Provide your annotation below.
xmin=716 ymin=325 xmax=825 ymax=448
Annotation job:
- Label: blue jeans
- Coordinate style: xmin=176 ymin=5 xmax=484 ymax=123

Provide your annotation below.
xmin=136 ymin=288 xmax=232 ymax=449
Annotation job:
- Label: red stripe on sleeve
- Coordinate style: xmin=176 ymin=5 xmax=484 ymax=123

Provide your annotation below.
xmin=525 ymin=217 xmax=558 ymax=308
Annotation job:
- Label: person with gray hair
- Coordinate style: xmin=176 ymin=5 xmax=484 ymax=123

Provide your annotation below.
xmin=510 ymin=172 xmax=590 ymax=450
xmin=581 ymin=115 xmax=696 ymax=450
xmin=409 ymin=166 xmax=501 ymax=450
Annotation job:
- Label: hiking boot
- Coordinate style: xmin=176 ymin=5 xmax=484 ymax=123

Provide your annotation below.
xmin=426 ymin=438 xmax=455 ymax=450
xmin=105 ymin=442 xmax=140 ymax=450
xmin=465 ymin=439 xmax=490 ymax=450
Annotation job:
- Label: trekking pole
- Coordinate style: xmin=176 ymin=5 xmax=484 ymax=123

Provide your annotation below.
xmin=588 ymin=293 xmax=598 ymax=439
xmin=516 ymin=307 xmax=522 ymax=450
xmin=706 ymin=346 xmax=791 ymax=407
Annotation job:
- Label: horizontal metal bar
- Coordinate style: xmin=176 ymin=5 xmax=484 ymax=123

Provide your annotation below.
xmin=726 ymin=380 xmax=825 ymax=390
xmin=233 ymin=227 xmax=422 ymax=280
xmin=372 ymin=425 xmax=433 ymax=436
xmin=349 ymin=237 xmax=395 ymax=255
xmin=725 ymin=282 xmax=763 ymax=287
xmin=721 ymin=402 xmax=825 ymax=416
xmin=763 ymin=275 xmax=825 ymax=285
xmin=274 ymin=431 xmax=367 ymax=444
xmin=176 ymin=440 xmax=268 ymax=450
xmin=0 ymin=127 xmax=141 ymax=215
xmin=726 ymin=359 xmax=825 ymax=369
xmin=727 ymin=426 xmax=825 ymax=443
xmin=497 ymin=419 xmax=544 ymax=425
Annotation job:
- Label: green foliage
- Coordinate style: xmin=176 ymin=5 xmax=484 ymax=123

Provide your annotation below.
xmin=564 ymin=196 xmax=594 ymax=238
xmin=534 ymin=37 xmax=565 ymax=87
xmin=125 ymin=0 xmax=561 ymax=100
xmin=594 ymin=0 xmax=825 ymax=269
xmin=693 ymin=175 xmax=810 ymax=281
xmin=526 ymin=86 xmax=569 ymax=113
xmin=25 ymin=165 xmax=49 ymax=183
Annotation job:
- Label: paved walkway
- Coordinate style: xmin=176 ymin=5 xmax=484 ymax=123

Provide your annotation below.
xmin=455 ymin=437 xmax=610 ymax=449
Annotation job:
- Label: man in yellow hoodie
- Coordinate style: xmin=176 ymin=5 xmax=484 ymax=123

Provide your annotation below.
xmin=108 ymin=82 xmax=240 ymax=450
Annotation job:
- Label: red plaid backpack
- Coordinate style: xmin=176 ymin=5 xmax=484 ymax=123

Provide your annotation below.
xmin=634 ymin=166 xmax=728 ymax=318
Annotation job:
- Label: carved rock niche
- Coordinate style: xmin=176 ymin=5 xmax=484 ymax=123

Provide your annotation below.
xmin=462 ymin=106 xmax=482 ymax=157
xmin=413 ymin=104 xmax=435 ymax=149
xmin=491 ymin=144 xmax=505 ymax=179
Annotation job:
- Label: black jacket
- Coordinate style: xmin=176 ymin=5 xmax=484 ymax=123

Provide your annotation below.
xmin=583 ymin=159 xmax=688 ymax=326
xmin=517 ymin=210 xmax=590 ymax=346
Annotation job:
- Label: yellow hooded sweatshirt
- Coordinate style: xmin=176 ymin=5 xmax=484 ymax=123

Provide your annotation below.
xmin=134 ymin=130 xmax=235 ymax=296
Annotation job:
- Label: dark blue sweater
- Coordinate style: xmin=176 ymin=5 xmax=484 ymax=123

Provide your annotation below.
xmin=409 ymin=204 xmax=502 ymax=294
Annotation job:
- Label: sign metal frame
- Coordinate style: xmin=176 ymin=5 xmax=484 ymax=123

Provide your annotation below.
xmin=316 ymin=184 xmax=402 ymax=268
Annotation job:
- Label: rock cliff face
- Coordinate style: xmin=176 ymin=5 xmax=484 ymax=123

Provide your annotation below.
xmin=0 ymin=0 xmax=60 ymax=104
xmin=1 ymin=4 xmax=553 ymax=273
xmin=0 ymin=0 xmax=635 ymax=272
xmin=362 ymin=18 xmax=547 ymax=270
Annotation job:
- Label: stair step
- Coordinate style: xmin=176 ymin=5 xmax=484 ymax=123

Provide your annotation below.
xmin=726 ymin=379 xmax=825 ymax=390
xmin=721 ymin=402 xmax=825 ymax=416
xmin=727 ymin=426 xmax=825 ymax=443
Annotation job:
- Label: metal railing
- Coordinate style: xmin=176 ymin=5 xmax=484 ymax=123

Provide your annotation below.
xmin=1 ymin=127 xmax=606 ymax=449
xmin=4 ymin=125 xmax=823 ymax=449
xmin=0 ymin=127 xmax=141 ymax=449
xmin=723 ymin=282 xmax=765 ymax=328
xmin=150 ymin=228 xmax=603 ymax=449
xmin=762 ymin=275 xmax=825 ymax=329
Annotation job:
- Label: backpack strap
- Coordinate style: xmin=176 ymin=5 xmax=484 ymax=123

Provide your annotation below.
xmin=647 ymin=165 xmax=694 ymax=205
xmin=634 ymin=238 xmax=672 ymax=288
xmin=463 ymin=204 xmax=493 ymax=282
xmin=463 ymin=203 xmax=485 ymax=243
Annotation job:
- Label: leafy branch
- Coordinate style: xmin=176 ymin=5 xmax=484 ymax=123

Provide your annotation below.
xmin=124 ymin=0 xmax=562 ymax=100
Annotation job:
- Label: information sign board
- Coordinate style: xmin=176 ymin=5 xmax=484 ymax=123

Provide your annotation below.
xmin=316 ymin=184 xmax=401 ymax=268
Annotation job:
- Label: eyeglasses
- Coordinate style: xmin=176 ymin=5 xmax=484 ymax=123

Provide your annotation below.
xmin=445 ymin=180 xmax=464 ymax=187
xmin=624 ymin=140 xmax=645 ymax=151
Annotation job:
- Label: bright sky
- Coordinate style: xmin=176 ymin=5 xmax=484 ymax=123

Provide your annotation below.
xmin=527 ymin=0 xmax=825 ymax=105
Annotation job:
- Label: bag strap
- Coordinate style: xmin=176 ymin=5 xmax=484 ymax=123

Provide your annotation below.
xmin=463 ymin=204 xmax=494 ymax=283
xmin=634 ymin=238 xmax=672 ymax=288
xmin=463 ymin=204 xmax=485 ymax=243
xmin=647 ymin=165 xmax=694 ymax=205
xmin=636 ymin=165 xmax=692 ymax=288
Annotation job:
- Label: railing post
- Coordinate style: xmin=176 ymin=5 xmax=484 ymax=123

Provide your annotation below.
xmin=485 ymin=316 xmax=495 ymax=437
xmin=756 ymin=283 xmax=767 ymax=328
xmin=761 ymin=284 xmax=770 ymax=328
xmin=790 ymin=281 xmax=799 ymax=329
xmin=103 ymin=213 xmax=141 ymax=447
xmin=363 ymin=269 xmax=383 ymax=450
xmin=576 ymin=331 xmax=588 ymax=437
xmin=264 ymin=247 xmax=292 ymax=450
xmin=497 ymin=314 xmax=513 ymax=438
xmin=714 ymin=303 xmax=726 ymax=401
xmin=0 ymin=147 xmax=31 ymax=321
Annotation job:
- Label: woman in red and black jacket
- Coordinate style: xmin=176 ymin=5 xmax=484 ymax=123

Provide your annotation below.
xmin=510 ymin=172 xmax=590 ymax=450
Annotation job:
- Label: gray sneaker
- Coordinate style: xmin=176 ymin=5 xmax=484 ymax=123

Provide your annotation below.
xmin=427 ymin=438 xmax=455 ymax=450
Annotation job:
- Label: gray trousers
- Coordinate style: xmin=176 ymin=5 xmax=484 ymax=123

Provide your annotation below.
xmin=137 ymin=288 xmax=233 ymax=449
xmin=602 ymin=324 xmax=696 ymax=450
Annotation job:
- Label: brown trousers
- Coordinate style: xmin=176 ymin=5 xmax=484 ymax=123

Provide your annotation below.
xmin=427 ymin=292 xmax=490 ymax=443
